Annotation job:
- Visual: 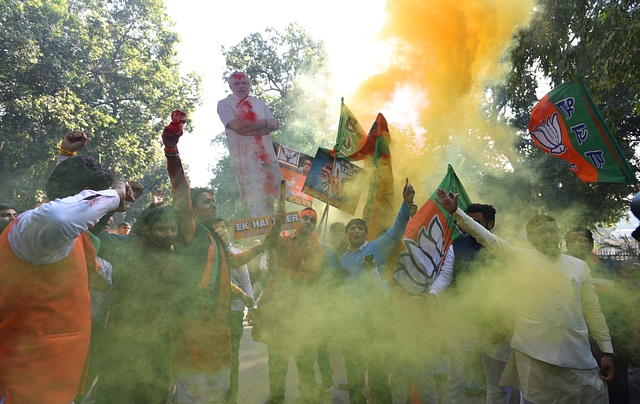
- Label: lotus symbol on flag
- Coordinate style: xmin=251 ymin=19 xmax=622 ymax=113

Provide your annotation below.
xmin=530 ymin=112 xmax=567 ymax=155
xmin=394 ymin=215 xmax=446 ymax=295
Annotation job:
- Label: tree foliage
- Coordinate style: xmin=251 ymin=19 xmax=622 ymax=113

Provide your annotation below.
xmin=487 ymin=0 xmax=640 ymax=227
xmin=0 ymin=0 xmax=201 ymax=208
xmin=221 ymin=22 xmax=331 ymax=152
xmin=212 ymin=23 xmax=331 ymax=221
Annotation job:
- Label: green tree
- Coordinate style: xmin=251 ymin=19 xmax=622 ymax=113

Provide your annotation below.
xmin=0 ymin=0 xmax=201 ymax=208
xmin=487 ymin=0 xmax=640 ymax=227
xmin=211 ymin=23 xmax=332 ymax=221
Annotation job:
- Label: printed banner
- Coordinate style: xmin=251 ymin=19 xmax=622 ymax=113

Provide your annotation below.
xmin=302 ymin=148 xmax=365 ymax=215
xmin=232 ymin=211 xmax=300 ymax=240
xmin=273 ymin=143 xmax=314 ymax=207
xmin=529 ymin=77 xmax=636 ymax=184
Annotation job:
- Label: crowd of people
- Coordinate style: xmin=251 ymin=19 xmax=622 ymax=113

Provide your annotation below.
xmin=1 ymin=71 xmax=640 ymax=404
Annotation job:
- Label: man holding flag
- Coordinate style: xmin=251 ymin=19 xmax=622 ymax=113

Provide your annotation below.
xmin=435 ymin=189 xmax=615 ymax=404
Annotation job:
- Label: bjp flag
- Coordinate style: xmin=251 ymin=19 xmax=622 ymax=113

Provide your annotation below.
xmin=392 ymin=165 xmax=471 ymax=295
xmin=529 ymin=77 xmax=636 ymax=184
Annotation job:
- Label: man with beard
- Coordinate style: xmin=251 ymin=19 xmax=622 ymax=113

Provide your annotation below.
xmin=442 ymin=203 xmax=517 ymax=404
xmin=0 ymin=155 xmax=128 ymax=404
xmin=163 ymin=110 xmax=276 ymax=403
xmin=436 ymin=189 xmax=615 ymax=404
xmin=94 ymin=206 xmax=181 ymax=403
xmin=253 ymin=207 xmax=326 ymax=404
xmin=217 ymin=71 xmax=283 ymax=218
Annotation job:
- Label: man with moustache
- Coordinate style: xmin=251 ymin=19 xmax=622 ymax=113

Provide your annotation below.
xmin=442 ymin=203 xmax=517 ymax=404
xmin=94 ymin=206 xmax=182 ymax=403
xmin=339 ymin=179 xmax=415 ymax=404
xmin=0 ymin=155 xmax=128 ymax=404
xmin=254 ymin=207 xmax=326 ymax=404
xmin=163 ymin=110 xmax=275 ymax=404
xmin=217 ymin=71 xmax=284 ymax=218
xmin=436 ymin=189 xmax=615 ymax=404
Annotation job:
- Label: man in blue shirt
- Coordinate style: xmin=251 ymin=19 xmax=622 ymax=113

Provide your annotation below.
xmin=340 ymin=179 xmax=414 ymax=280
xmin=339 ymin=179 xmax=414 ymax=404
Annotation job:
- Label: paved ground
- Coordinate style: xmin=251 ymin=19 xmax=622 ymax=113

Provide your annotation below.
xmin=236 ymin=325 xmax=489 ymax=404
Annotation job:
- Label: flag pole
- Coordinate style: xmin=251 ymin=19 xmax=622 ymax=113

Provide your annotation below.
xmin=321 ymin=97 xmax=345 ymax=243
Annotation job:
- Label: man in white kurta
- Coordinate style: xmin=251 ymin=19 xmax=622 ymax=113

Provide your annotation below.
xmin=435 ymin=189 xmax=615 ymax=404
xmin=217 ymin=71 xmax=284 ymax=218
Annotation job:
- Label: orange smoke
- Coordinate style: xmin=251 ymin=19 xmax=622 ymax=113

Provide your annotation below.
xmin=351 ymin=0 xmax=534 ymax=182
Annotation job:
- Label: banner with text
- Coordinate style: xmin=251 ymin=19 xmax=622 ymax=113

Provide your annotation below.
xmin=232 ymin=211 xmax=300 ymax=240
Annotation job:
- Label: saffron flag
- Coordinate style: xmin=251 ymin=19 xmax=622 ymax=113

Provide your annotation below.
xmin=392 ymin=165 xmax=471 ymax=295
xmin=529 ymin=77 xmax=636 ymax=184
xmin=363 ymin=113 xmax=395 ymax=240
xmin=331 ymin=98 xmax=371 ymax=160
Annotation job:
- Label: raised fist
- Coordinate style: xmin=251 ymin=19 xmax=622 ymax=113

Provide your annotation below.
xmin=61 ymin=132 xmax=88 ymax=153
xmin=162 ymin=110 xmax=186 ymax=149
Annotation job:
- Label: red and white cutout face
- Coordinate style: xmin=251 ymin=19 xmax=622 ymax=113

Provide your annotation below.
xmin=229 ymin=72 xmax=250 ymax=98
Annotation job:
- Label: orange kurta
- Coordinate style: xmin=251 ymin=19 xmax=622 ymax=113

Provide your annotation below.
xmin=0 ymin=221 xmax=96 ymax=404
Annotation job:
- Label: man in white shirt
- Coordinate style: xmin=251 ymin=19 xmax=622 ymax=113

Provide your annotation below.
xmin=435 ymin=188 xmax=615 ymax=404
xmin=217 ymin=71 xmax=284 ymax=218
xmin=0 ymin=155 xmax=130 ymax=404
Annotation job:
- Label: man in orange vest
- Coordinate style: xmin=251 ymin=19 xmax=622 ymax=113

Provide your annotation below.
xmin=0 ymin=154 xmax=132 ymax=404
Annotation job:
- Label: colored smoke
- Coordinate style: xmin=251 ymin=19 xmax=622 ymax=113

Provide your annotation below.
xmin=350 ymin=0 xmax=534 ymax=188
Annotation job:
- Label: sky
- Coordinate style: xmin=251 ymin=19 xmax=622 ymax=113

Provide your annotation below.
xmin=163 ymin=0 xmax=389 ymax=187
xmin=161 ymin=0 xmax=639 ymax=233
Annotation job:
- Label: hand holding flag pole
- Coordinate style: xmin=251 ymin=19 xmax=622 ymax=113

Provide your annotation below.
xmin=277 ymin=179 xmax=286 ymax=214
xmin=264 ymin=181 xmax=286 ymax=275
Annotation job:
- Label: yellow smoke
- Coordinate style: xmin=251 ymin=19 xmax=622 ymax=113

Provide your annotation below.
xmin=350 ymin=0 xmax=534 ymax=190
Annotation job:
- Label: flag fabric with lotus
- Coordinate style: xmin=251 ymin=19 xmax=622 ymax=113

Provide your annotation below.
xmin=529 ymin=77 xmax=636 ymax=184
xmin=362 ymin=113 xmax=394 ymax=239
xmin=331 ymin=98 xmax=372 ymax=161
xmin=392 ymin=165 xmax=471 ymax=295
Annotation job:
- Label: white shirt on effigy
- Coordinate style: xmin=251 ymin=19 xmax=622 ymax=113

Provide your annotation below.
xmin=217 ymin=94 xmax=278 ymax=167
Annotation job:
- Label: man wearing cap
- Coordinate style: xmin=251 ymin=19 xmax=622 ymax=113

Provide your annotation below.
xmin=217 ymin=71 xmax=284 ymax=218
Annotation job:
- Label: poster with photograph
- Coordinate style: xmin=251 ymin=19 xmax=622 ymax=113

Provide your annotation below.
xmin=273 ymin=143 xmax=314 ymax=207
xmin=302 ymin=148 xmax=365 ymax=214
